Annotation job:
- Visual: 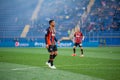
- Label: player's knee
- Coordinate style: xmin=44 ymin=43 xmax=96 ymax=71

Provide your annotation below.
xmin=80 ymin=47 xmax=83 ymax=49
xmin=50 ymin=52 xmax=54 ymax=55
xmin=55 ymin=53 xmax=58 ymax=56
xmin=50 ymin=59 xmax=53 ymax=61
xmin=54 ymin=51 xmax=58 ymax=55
xmin=73 ymin=46 xmax=76 ymax=49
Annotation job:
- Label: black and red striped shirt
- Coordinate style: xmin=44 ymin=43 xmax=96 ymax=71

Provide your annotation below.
xmin=45 ymin=27 xmax=57 ymax=45
xmin=74 ymin=31 xmax=83 ymax=43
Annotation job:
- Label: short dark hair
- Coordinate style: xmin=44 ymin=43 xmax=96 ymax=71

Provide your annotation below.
xmin=49 ymin=20 xmax=54 ymax=24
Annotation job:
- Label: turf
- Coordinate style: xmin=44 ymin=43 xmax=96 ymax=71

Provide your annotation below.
xmin=0 ymin=47 xmax=120 ymax=80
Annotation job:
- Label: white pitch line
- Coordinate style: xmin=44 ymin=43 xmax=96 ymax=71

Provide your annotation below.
xmin=0 ymin=63 xmax=119 ymax=71
xmin=11 ymin=67 xmax=38 ymax=71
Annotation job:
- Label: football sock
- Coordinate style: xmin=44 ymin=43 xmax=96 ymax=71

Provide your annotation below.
xmin=48 ymin=55 xmax=52 ymax=63
xmin=73 ymin=48 xmax=76 ymax=54
xmin=81 ymin=49 xmax=83 ymax=55
xmin=53 ymin=54 xmax=57 ymax=59
xmin=50 ymin=54 xmax=54 ymax=66
xmin=51 ymin=60 xmax=53 ymax=66
xmin=48 ymin=60 xmax=50 ymax=63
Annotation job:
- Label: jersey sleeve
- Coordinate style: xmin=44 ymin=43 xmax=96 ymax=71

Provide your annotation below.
xmin=54 ymin=37 xmax=58 ymax=42
xmin=45 ymin=28 xmax=49 ymax=45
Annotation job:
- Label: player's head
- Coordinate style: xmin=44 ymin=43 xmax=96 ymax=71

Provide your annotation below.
xmin=49 ymin=20 xmax=55 ymax=27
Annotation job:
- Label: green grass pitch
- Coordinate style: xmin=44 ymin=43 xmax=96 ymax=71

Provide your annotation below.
xmin=0 ymin=47 xmax=120 ymax=80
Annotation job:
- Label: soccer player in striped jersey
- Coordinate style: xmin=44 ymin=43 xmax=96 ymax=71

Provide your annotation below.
xmin=45 ymin=20 xmax=59 ymax=69
xmin=72 ymin=27 xmax=84 ymax=57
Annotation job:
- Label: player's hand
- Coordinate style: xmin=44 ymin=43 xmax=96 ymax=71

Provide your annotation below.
xmin=82 ymin=36 xmax=85 ymax=41
xmin=57 ymin=41 xmax=60 ymax=44
xmin=46 ymin=44 xmax=49 ymax=49
xmin=57 ymin=41 xmax=60 ymax=46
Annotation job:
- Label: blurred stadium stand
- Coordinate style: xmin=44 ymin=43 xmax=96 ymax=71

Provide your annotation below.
xmin=0 ymin=0 xmax=120 ymax=47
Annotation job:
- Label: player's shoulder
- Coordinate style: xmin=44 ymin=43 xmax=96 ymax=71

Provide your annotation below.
xmin=45 ymin=27 xmax=50 ymax=34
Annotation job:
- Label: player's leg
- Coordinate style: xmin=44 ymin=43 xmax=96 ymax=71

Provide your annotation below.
xmin=50 ymin=45 xmax=58 ymax=69
xmin=46 ymin=54 xmax=53 ymax=67
xmin=72 ymin=43 xmax=77 ymax=56
xmin=79 ymin=44 xmax=84 ymax=57
xmin=53 ymin=45 xmax=58 ymax=59
xmin=46 ymin=45 xmax=54 ymax=67
xmin=49 ymin=52 xmax=54 ymax=66
xmin=73 ymin=46 xmax=76 ymax=54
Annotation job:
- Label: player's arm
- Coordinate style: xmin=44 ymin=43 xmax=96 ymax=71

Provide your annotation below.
xmin=55 ymin=37 xmax=61 ymax=44
xmin=82 ymin=36 xmax=85 ymax=41
xmin=54 ymin=37 xmax=58 ymax=42
xmin=81 ymin=33 xmax=85 ymax=41
xmin=45 ymin=29 xmax=49 ymax=48
xmin=72 ymin=32 xmax=76 ymax=43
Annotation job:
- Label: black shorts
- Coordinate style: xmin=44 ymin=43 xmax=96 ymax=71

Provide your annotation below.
xmin=74 ymin=43 xmax=82 ymax=47
xmin=48 ymin=45 xmax=57 ymax=52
